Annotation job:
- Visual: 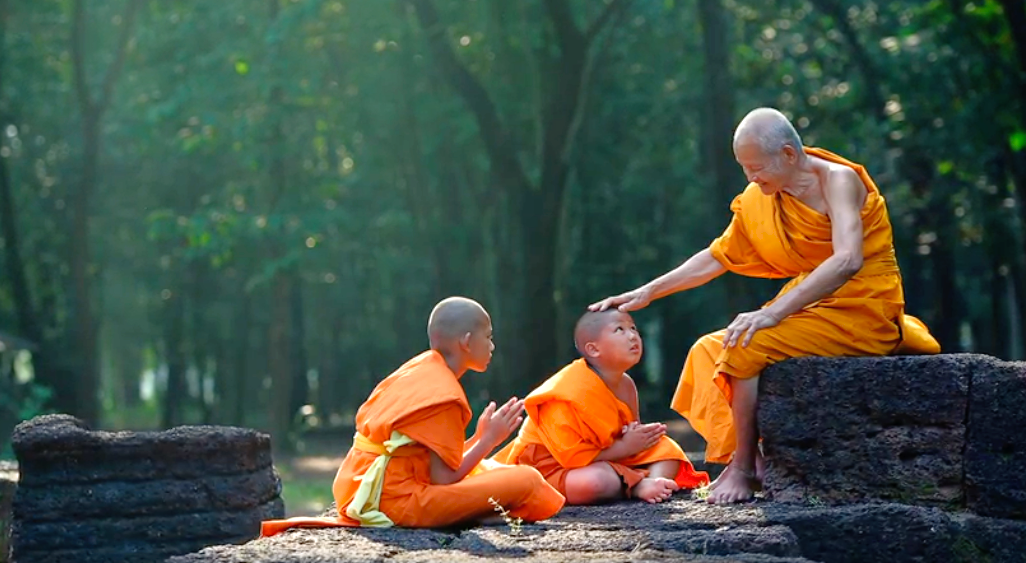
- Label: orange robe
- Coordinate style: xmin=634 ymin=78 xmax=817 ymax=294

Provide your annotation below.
xmin=494 ymin=359 xmax=709 ymax=496
xmin=672 ymin=147 xmax=941 ymax=464
xmin=260 ymin=351 xmax=564 ymax=535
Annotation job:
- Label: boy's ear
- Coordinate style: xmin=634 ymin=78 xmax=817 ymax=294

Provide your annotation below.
xmin=584 ymin=341 xmax=600 ymax=358
xmin=459 ymin=332 xmax=472 ymax=351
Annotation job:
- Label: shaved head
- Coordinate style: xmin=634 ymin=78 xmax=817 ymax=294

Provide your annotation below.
xmin=733 ymin=107 xmax=804 ymax=157
xmin=574 ymin=309 xmax=628 ymax=356
xmin=428 ymin=296 xmax=490 ymax=350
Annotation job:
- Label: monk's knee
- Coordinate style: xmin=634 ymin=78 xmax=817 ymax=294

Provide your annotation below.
xmin=502 ymin=466 xmax=550 ymax=500
xmin=565 ymin=464 xmax=622 ymax=505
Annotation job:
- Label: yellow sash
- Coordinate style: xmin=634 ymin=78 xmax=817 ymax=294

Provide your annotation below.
xmin=346 ymin=431 xmax=421 ymax=527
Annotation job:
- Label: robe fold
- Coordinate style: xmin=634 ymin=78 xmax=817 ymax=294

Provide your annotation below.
xmin=260 ymin=350 xmax=565 ymax=536
xmin=671 ymin=147 xmax=941 ymax=464
xmin=494 ymin=359 xmax=709 ymax=496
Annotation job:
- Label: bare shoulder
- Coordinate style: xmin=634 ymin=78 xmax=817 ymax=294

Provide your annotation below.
xmin=617 ymin=373 xmax=640 ymax=410
xmin=823 ymin=165 xmax=866 ymax=209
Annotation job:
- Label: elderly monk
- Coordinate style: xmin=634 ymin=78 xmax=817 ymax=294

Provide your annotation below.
xmin=590 ymin=107 xmax=940 ymax=504
xmin=260 ymin=297 xmax=564 ymax=534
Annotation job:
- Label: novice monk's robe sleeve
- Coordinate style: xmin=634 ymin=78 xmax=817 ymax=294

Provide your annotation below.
xmin=393 ymin=400 xmax=465 ymax=471
xmin=533 ymin=401 xmax=604 ymax=468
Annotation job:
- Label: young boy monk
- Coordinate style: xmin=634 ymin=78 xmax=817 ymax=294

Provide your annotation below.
xmin=493 ymin=309 xmax=709 ymax=504
xmin=260 ymin=297 xmax=565 ymax=535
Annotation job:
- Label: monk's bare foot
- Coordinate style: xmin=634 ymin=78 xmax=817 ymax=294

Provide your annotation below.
xmin=711 ymin=453 xmax=764 ymax=492
xmin=709 ymin=465 xmax=731 ymax=490
xmin=634 ymin=477 xmax=678 ymax=504
xmin=707 ymin=466 xmax=757 ymax=504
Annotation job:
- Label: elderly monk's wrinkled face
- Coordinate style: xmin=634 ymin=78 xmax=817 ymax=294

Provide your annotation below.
xmin=734 ymin=142 xmax=792 ymax=195
xmin=591 ymin=311 xmax=643 ymax=368
xmin=465 ymin=319 xmax=495 ymax=373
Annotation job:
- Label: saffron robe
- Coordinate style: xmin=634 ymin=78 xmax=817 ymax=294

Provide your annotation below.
xmin=494 ymin=359 xmax=709 ymax=496
xmin=671 ymin=147 xmax=941 ymax=464
xmin=260 ymin=351 xmax=565 ymax=536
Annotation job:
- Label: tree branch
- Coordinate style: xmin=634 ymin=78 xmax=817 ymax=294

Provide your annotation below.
xmin=71 ymin=0 xmax=93 ymax=115
xmin=807 ymin=0 xmax=886 ymax=122
xmin=585 ymin=0 xmax=635 ymax=43
xmin=407 ymin=0 xmax=531 ymax=191
xmin=543 ymin=0 xmax=583 ymax=52
xmin=98 ymin=0 xmax=142 ymax=112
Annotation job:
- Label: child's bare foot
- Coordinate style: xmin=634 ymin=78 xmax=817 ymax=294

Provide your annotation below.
xmin=634 ymin=477 xmax=678 ymax=504
xmin=707 ymin=465 xmax=758 ymax=504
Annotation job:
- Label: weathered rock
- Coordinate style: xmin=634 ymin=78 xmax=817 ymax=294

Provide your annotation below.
xmin=10 ymin=415 xmax=284 ymax=563
xmin=166 ymin=497 xmax=1026 ymax=563
xmin=965 ymin=358 xmax=1026 ymax=519
xmin=14 ymin=466 xmax=281 ymax=522
xmin=11 ymin=415 xmax=273 ymax=485
xmin=759 ymin=354 xmax=972 ymax=507
xmin=0 ymin=461 xmax=16 ymax=563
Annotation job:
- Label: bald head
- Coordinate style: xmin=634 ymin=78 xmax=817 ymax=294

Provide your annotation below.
xmin=574 ymin=309 xmax=628 ymax=356
xmin=427 ymin=297 xmax=490 ymax=350
xmin=733 ymin=107 xmax=804 ymax=157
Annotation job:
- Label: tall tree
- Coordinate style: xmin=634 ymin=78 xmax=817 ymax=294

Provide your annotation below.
xmin=68 ymin=0 xmax=141 ymax=425
xmin=409 ymin=0 xmax=635 ymax=387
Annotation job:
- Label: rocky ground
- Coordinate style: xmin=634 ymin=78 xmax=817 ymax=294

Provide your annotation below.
xmin=168 ymin=495 xmax=1026 ymax=563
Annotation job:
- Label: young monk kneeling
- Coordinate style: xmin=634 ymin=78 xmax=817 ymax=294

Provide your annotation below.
xmin=493 ymin=309 xmax=709 ymax=504
xmin=261 ymin=297 xmax=565 ymax=535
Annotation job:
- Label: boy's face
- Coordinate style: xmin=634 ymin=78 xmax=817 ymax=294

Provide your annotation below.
xmin=587 ymin=311 xmax=643 ymax=368
xmin=464 ymin=317 xmax=495 ymax=373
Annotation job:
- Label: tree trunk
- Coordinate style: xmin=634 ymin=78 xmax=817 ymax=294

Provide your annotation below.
xmin=289 ymin=278 xmax=308 ymax=418
xmin=697 ymin=0 xmax=751 ymax=314
xmin=68 ymin=0 xmax=140 ymax=426
xmin=229 ymin=293 xmax=251 ymax=426
xmin=409 ymin=0 xmax=631 ymax=389
xmin=268 ymin=274 xmax=294 ymax=452
xmin=160 ymin=290 xmax=186 ymax=429
xmin=70 ymin=110 xmax=101 ymax=426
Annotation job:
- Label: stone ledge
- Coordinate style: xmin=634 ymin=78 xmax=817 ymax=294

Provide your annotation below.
xmin=759 ymin=353 xmax=1025 ymax=517
xmin=167 ymin=498 xmax=1026 ymax=563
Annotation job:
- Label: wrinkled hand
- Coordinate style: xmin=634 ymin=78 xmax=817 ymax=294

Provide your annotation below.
xmin=476 ymin=397 xmax=525 ymax=447
xmin=620 ymin=422 xmax=666 ymax=456
xmin=589 ymin=287 xmax=652 ymax=313
xmin=723 ymin=309 xmax=781 ymax=348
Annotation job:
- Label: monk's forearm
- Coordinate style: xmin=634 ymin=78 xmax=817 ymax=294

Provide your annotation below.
xmin=595 ymin=439 xmax=633 ymax=462
xmin=763 ymin=254 xmax=858 ymax=319
xmin=431 ymin=439 xmax=494 ymax=485
xmin=643 ymin=249 xmax=727 ymax=300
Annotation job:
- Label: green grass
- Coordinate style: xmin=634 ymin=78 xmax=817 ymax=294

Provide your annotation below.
xmin=276 ymin=462 xmax=336 ymax=518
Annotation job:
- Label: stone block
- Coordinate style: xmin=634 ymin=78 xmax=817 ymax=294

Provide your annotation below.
xmin=10 ymin=415 xmax=283 ymax=563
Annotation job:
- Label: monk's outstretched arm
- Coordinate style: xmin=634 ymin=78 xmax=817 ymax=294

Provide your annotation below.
xmin=591 ymin=249 xmax=726 ymax=311
xmin=641 ymin=249 xmax=727 ymax=300
xmin=763 ymin=170 xmax=865 ymax=321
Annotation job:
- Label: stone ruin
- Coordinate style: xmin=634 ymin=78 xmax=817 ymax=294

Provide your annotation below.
xmin=759 ymin=353 xmax=1025 ymax=519
xmin=0 ymin=461 xmax=15 ymax=563
xmin=9 ymin=415 xmax=284 ymax=563
xmin=5 ymin=353 xmax=1026 ymax=563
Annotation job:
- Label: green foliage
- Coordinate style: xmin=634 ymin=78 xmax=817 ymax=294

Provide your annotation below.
xmin=0 ymin=382 xmax=53 ymax=459
xmin=0 ymin=0 xmax=1024 ymax=439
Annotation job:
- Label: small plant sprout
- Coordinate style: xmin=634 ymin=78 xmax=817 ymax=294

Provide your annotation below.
xmin=488 ymin=497 xmax=523 ymax=536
